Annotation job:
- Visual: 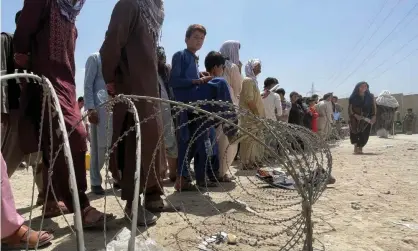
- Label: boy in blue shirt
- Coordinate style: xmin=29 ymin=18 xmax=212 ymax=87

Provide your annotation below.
xmin=169 ymin=25 xmax=236 ymax=191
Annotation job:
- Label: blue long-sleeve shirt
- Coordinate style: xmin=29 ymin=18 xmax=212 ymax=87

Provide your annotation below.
xmin=169 ymin=49 xmax=200 ymax=102
xmin=84 ymin=52 xmax=111 ymax=147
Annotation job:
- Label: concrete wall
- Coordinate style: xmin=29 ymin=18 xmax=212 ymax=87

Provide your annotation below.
xmin=338 ymin=93 xmax=418 ymax=132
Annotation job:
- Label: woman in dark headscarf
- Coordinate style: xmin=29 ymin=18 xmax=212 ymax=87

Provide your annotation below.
xmin=348 ymin=81 xmax=376 ymax=154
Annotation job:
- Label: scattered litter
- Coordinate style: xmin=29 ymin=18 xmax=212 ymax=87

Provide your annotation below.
xmin=227 ymin=234 xmax=237 ymax=245
xmin=407 ymin=148 xmax=416 ymax=150
xmin=105 ymin=227 xmax=165 ymax=251
xmin=356 ymin=192 xmax=364 ymax=196
xmin=197 ymin=232 xmax=236 ymax=250
xmin=393 ymin=221 xmax=418 ymax=230
xmin=351 ymin=202 xmax=361 ymax=210
xmin=383 ymin=190 xmax=391 ymax=195
xmin=384 ymin=145 xmax=394 ymax=148
xmin=402 ymin=238 xmax=416 ymax=245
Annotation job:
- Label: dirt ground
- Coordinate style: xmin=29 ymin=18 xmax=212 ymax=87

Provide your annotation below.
xmin=9 ymin=135 xmax=418 ymax=251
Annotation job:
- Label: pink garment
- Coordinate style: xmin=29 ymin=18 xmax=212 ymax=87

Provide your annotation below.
xmin=1 ymin=152 xmax=24 ymax=238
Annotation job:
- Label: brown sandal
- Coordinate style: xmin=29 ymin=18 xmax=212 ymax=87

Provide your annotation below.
xmin=42 ymin=201 xmax=70 ymax=218
xmin=1 ymin=224 xmax=53 ymax=250
xmin=82 ymin=206 xmax=115 ymax=229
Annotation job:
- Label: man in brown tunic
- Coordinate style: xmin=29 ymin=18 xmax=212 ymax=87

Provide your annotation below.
xmin=100 ymin=0 xmax=175 ymax=226
xmin=13 ymin=0 xmax=113 ymax=227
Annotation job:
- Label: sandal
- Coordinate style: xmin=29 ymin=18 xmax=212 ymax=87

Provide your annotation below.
xmin=36 ymin=194 xmax=44 ymax=207
xmin=216 ymin=174 xmax=235 ymax=182
xmin=174 ymin=177 xmax=197 ymax=192
xmin=196 ymin=180 xmax=218 ymax=188
xmin=42 ymin=201 xmax=70 ymax=218
xmin=145 ymin=199 xmax=180 ymax=213
xmin=124 ymin=206 xmax=157 ymax=226
xmin=82 ymin=206 xmax=115 ymax=229
xmin=1 ymin=224 xmax=53 ymax=250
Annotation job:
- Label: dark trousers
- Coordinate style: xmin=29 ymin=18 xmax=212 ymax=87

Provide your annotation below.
xmin=350 ymin=124 xmax=371 ymax=148
xmin=177 ymin=123 xmax=219 ymax=181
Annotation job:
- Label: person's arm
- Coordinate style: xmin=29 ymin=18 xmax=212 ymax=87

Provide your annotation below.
xmin=84 ymin=55 xmax=97 ymax=111
xmin=169 ymin=52 xmax=199 ymax=89
xmin=100 ymin=0 xmax=136 ymax=84
xmin=248 ymin=85 xmax=262 ymax=116
xmin=230 ymin=65 xmax=243 ymax=99
xmin=13 ymin=0 xmax=46 ymax=55
xmin=274 ymin=95 xmax=283 ymax=117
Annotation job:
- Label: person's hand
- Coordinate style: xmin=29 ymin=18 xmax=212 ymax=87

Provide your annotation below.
xmin=88 ymin=109 xmax=99 ymax=124
xmin=106 ymin=82 xmax=116 ymax=96
xmin=201 ymin=76 xmax=213 ymax=83
xmin=14 ymin=53 xmax=29 ymax=68
xmin=353 ymin=114 xmax=362 ymax=121
xmin=192 ymin=79 xmax=203 ymax=85
xmin=200 ymin=71 xmax=210 ymax=77
xmin=371 ymin=115 xmax=376 ymax=125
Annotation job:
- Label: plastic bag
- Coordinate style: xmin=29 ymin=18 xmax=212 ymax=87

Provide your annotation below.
xmin=105 ymin=227 xmax=165 ymax=251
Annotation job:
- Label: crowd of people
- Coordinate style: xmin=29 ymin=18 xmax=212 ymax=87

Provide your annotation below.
xmin=0 ymin=0 xmax=415 ymax=248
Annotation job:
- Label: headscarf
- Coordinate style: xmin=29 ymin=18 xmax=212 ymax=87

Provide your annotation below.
xmin=349 ymin=81 xmax=374 ymax=113
xmin=57 ymin=0 xmax=86 ymax=23
xmin=219 ymin=40 xmax=240 ymax=66
xmin=245 ymin=59 xmax=261 ymax=85
xmin=376 ymin=90 xmax=399 ymax=108
xmin=137 ymin=0 xmax=165 ymax=45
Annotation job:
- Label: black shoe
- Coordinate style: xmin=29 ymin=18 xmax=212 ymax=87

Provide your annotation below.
xmin=91 ymin=185 xmax=105 ymax=195
xmin=113 ymin=182 xmax=121 ymax=190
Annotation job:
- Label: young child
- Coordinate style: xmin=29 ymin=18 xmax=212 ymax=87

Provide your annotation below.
xmin=169 ymin=25 xmax=236 ymax=191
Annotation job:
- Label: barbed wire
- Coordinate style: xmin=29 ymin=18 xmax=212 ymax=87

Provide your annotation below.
xmin=0 ymin=72 xmax=340 ymax=251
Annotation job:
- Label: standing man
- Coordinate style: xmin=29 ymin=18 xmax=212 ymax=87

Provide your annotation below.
xmin=274 ymin=88 xmax=291 ymax=122
xmin=316 ymin=93 xmax=334 ymax=139
xmin=1 ymin=10 xmax=45 ymax=206
xmin=261 ymin=77 xmax=282 ymax=121
xmin=100 ymin=0 xmax=175 ymax=226
xmin=288 ymin=92 xmax=304 ymax=126
xmin=403 ymin=108 xmax=416 ymax=135
xmin=331 ymin=96 xmax=343 ymax=138
xmin=311 ymin=94 xmax=319 ymax=104
xmin=14 ymin=0 xmax=113 ymax=225
xmin=84 ymin=52 xmax=116 ymax=195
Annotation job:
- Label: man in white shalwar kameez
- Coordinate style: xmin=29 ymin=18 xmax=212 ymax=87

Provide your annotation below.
xmin=84 ymin=52 xmax=112 ymax=195
xmin=316 ymin=93 xmax=334 ymax=139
